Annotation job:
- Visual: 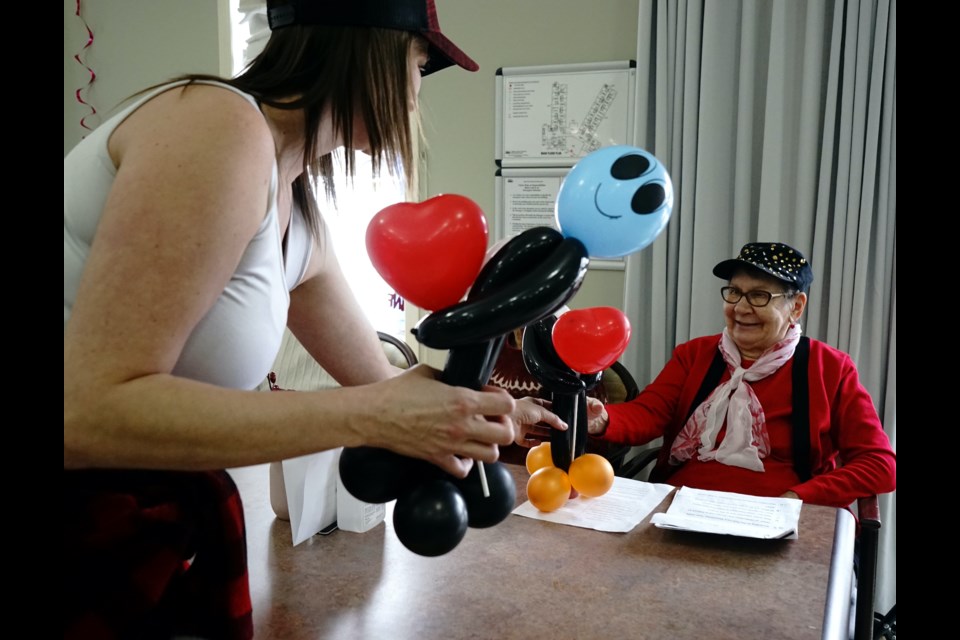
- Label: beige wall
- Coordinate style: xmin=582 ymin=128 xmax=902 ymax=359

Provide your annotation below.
xmin=63 ymin=0 xmax=224 ymax=155
xmin=415 ymin=0 xmax=638 ymax=364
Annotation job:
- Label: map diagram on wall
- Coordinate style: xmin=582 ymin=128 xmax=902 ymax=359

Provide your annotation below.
xmin=497 ymin=63 xmax=634 ymax=167
xmin=540 ymin=81 xmax=617 ymax=156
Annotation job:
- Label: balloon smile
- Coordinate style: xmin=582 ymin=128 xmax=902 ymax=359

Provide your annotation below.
xmin=594 ymin=184 xmax=621 ymax=219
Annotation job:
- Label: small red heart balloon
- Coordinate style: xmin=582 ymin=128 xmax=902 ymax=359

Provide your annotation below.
xmin=366 ymin=194 xmax=488 ymax=311
xmin=552 ymin=307 xmax=632 ymax=374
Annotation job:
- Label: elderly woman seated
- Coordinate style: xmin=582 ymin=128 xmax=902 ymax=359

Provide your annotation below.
xmin=587 ymin=242 xmax=896 ymax=508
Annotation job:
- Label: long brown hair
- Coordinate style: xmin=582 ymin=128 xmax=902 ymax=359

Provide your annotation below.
xmin=177 ymin=25 xmax=422 ymax=240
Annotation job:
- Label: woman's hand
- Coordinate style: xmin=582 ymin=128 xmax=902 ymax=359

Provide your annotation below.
xmin=509 ymin=397 xmax=567 ymax=448
xmin=366 ymin=365 xmax=518 ymax=477
xmin=586 ymin=397 xmax=610 ymax=435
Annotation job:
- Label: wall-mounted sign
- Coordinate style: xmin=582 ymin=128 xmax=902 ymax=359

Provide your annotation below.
xmin=496 ymin=61 xmax=636 ymax=168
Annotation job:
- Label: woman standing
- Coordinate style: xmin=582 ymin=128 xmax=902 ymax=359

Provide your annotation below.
xmin=63 ymin=1 xmax=561 ymax=636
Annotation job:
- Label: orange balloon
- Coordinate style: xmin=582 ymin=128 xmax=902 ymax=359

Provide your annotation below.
xmin=568 ymin=453 xmax=615 ymax=498
xmin=525 ymin=442 xmax=554 ymax=475
xmin=526 ymin=467 xmax=571 ymax=512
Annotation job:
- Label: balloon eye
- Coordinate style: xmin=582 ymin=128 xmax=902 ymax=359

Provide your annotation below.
xmin=610 ymin=154 xmax=651 ymax=180
xmin=631 ymin=183 xmax=666 ymax=214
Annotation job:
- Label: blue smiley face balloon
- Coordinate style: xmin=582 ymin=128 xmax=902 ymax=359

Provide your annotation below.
xmin=556 ymin=145 xmax=674 ymax=258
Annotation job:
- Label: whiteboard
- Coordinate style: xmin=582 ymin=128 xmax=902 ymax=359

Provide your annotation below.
xmin=494 ymin=168 xmax=624 ymax=271
xmin=495 ymin=61 xmax=635 ymax=168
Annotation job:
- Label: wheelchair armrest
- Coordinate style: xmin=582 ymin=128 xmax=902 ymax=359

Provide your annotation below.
xmin=857 ymin=494 xmax=881 ymax=530
xmin=854 ymin=494 xmax=881 ymax=640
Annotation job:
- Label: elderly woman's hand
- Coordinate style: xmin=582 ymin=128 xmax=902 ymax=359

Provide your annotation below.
xmin=508 ymin=397 xmax=567 ymax=448
xmin=586 ymin=397 xmax=610 ymax=436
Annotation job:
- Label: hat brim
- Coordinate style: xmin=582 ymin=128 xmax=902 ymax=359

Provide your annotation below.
xmin=712 ymin=258 xmax=795 ymax=287
xmin=712 ymin=258 xmax=743 ymax=281
xmin=421 ymin=30 xmax=478 ymax=76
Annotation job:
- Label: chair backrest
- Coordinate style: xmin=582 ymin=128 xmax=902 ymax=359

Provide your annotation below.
xmin=378 ymin=331 xmax=418 ymax=369
xmin=601 ymin=361 xmax=640 ymax=403
xmin=262 ymin=329 xmax=418 ymax=393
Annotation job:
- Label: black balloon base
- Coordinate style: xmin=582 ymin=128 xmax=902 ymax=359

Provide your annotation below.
xmin=339 ymin=447 xmax=516 ymax=557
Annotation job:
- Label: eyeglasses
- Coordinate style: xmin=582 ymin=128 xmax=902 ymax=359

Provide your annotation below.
xmin=720 ymin=286 xmax=794 ymax=308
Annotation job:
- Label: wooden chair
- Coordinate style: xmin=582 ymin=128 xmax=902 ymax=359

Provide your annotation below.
xmin=377 ymin=331 xmax=418 ymax=368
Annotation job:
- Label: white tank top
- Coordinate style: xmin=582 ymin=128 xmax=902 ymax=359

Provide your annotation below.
xmin=64 ymin=80 xmax=313 ymax=390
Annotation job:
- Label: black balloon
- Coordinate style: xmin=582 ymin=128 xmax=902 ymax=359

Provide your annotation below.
xmin=440 ymin=337 xmax=503 ymax=391
xmin=520 ymin=316 xmax=598 ymax=470
xmin=339 ymin=446 xmax=436 ymax=504
xmin=468 ymin=227 xmax=563 ymax=300
xmin=433 ymin=229 xmax=568 ymax=390
xmin=435 ymin=229 xmax=568 ymax=390
xmin=522 ymin=316 xmax=599 ymax=394
xmin=412 ymin=237 xmax=590 ymax=349
xmin=393 ymin=479 xmax=469 ymax=557
xmin=477 ymin=334 xmax=507 ymax=390
xmin=452 ymin=461 xmax=516 ymax=528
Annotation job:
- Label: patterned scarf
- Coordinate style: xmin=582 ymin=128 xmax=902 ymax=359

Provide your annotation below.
xmin=670 ymin=323 xmax=802 ymax=471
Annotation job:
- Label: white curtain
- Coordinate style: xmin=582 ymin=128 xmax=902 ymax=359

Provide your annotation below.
xmin=628 ymin=0 xmax=896 ymax=612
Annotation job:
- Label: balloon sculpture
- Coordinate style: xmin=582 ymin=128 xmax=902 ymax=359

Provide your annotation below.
xmin=533 ymin=306 xmax=631 ymax=465
xmin=339 ymin=145 xmax=674 ymax=554
xmin=522 ymin=145 xmax=672 ymax=510
xmin=520 ymin=307 xmax=630 ymax=511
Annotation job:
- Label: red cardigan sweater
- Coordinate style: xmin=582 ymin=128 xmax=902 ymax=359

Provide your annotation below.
xmin=604 ymin=335 xmax=896 ymax=508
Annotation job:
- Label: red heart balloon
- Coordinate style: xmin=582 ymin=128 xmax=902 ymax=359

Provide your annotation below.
xmin=366 ymin=194 xmax=488 ymax=311
xmin=552 ymin=307 xmax=632 ymax=374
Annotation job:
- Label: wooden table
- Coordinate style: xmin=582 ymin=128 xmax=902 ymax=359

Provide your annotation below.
xmin=229 ymin=463 xmax=854 ymax=640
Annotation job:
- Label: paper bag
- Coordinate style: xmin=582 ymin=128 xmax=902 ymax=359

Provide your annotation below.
xmin=282 ymin=448 xmax=341 ymax=545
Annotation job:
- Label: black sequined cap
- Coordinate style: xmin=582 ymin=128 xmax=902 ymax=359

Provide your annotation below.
xmin=713 ymin=242 xmax=814 ymax=293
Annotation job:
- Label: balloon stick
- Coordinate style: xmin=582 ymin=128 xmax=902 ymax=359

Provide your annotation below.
xmin=570 ymin=393 xmax=578 ymax=462
xmin=477 ymin=461 xmax=490 ymax=498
